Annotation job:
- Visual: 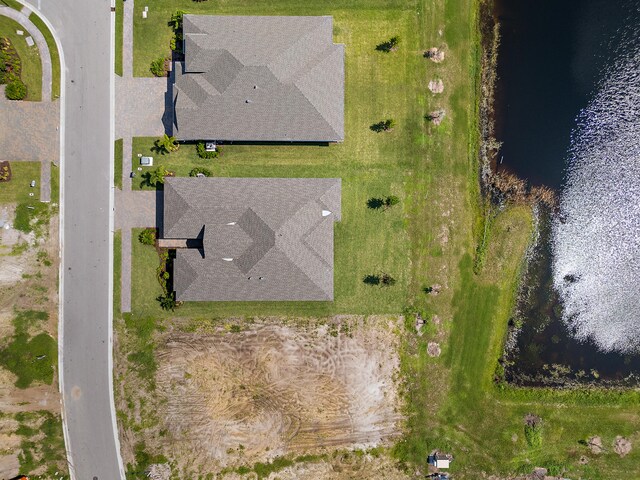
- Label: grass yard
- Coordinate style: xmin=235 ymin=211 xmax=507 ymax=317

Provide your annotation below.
xmin=114 ymin=139 xmax=123 ymax=189
xmin=0 ymin=0 xmax=21 ymax=10
xmin=0 ymin=161 xmax=40 ymax=203
xmin=0 ymin=15 xmax=42 ymax=101
xmin=115 ymin=0 xmax=123 ymax=76
xmin=124 ymin=1 xmax=640 ymax=478
xmin=29 ymin=12 xmax=61 ymax=100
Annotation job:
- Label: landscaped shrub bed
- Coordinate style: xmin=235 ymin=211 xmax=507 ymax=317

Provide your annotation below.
xmin=0 ymin=37 xmax=26 ymax=100
xmin=0 ymin=161 xmax=11 ymax=182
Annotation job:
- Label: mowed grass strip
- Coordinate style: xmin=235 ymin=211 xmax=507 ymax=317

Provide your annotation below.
xmin=115 ymin=0 xmax=123 ymax=75
xmin=0 ymin=161 xmax=40 ymax=203
xmin=28 ymin=12 xmax=61 ymax=100
xmin=0 ymin=15 xmax=42 ymax=101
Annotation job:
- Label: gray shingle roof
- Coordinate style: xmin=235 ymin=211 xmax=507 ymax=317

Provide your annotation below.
xmin=173 ymin=15 xmax=345 ymax=142
xmin=163 ymin=177 xmax=341 ymax=301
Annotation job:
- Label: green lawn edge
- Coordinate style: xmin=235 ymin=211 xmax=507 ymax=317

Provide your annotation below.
xmin=114 ymin=138 xmax=123 ymax=189
xmin=115 ymin=0 xmax=123 ymax=76
xmin=28 ymin=12 xmax=60 ymax=100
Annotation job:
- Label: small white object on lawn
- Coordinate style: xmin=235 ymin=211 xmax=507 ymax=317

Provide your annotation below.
xmin=16 ymin=30 xmax=23 ymax=36
xmin=142 ymin=10 xmax=147 ymax=19
xmin=25 ymin=36 xmax=34 ymax=47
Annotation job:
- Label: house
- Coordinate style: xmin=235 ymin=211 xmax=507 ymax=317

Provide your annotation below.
xmin=162 ymin=177 xmax=341 ymax=301
xmin=428 ymin=451 xmax=453 ymax=469
xmin=173 ymin=15 xmax=345 ymax=143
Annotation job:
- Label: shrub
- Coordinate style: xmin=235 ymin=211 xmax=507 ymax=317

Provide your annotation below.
xmin=0 ymin=161 xmax=11 ymax=181
xmin=5 ymin=79 xmax=26 ymax=100
xmin=154 ymin=134 xmax=179 ymax=154
xmin=150 ymin=57 xmax=167 ymax=77
xmin=381 ymin=272 xmax=396 ymax=287
xmin=196 ymin=142 xmax=219 ymax=159
xmin=385 ymin=195 xmax=400 ymax=208
xmin=189 ymin=167 xmax=212 ymax=177
xmin=138 ymin=228 xmax=156 ymax=245
xmin=143 ymin=165 xmax=172 ymax=187
xmin=524 ymin=414 xmax=543 ymax=448
xmin=370 ymin=119 xmax=395 ymax=132
xmin=157 ymin=292 xmax=177 ymax=311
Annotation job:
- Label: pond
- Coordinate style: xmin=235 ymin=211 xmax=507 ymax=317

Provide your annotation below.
xmin=494 ymin=0 xmax=640 ymax=385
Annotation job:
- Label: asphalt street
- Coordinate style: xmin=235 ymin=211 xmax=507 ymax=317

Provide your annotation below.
xmin=21 ymin=0 xmax=124 ymax=478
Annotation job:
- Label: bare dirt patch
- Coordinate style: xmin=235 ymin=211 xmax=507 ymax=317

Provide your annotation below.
xmin=146 ymin=316 xmax=404 ymax=474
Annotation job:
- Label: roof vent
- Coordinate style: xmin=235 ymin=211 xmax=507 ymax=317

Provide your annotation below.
xmin=245 ymin=99 xmax=251 ymax=103
xmin=253 ymin=85 xmax=258 ymax=89
xmin=222 ymin=258 xmax=233 ymax=262
xmin=322 ymin=210 xmax=332 ymax=217
xmin=226 ymin=222 xmax=236 ymax=226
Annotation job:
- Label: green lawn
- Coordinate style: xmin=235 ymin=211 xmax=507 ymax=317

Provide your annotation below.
xmin=29 ymin=12 xmax=61 ymax=100
xmin=0 ymin=310 xmax=56 ymax=389
xmin=0 ymin=162 xmax=40 ymax=203
xmin=115 ymin=0 xmax=123 ymax=76
xmin=0 ymin=15 xmax=42 ymax=101
xmin=114 ymin=230 xmax=122 ymax=318
xmin=114 ymin=139 xmax=123 ymax=189
xmin=0 ymin=0 xmax=21 ymax=10
xmin=125 ymin=1 xmax=640 ymax=478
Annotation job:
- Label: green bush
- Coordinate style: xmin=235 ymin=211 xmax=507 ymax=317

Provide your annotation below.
xmin=524 ymin=422 xmax=543 ymax=448
xmin=138 ymin=228 xmax=156 ymax=245
xmin=150 ymin=57 xmax=167 ymax=77
xmin=189 ymin=167 xmax=212 ymax=177
xmin=5 ymin=79 xmax=27 ymax=100
xmin=196 ymin=142 xmax=219 ymax=159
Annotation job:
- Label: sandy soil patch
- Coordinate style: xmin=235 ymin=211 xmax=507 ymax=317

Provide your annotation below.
xmin=151 ymin=317 xmax=404 ymax=472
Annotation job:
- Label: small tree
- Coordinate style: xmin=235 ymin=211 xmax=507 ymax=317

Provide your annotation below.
xmin=154 ymin=134 xmax=179 ymax=154
xmin=138 ymin=228 xmax=156 ymax=245
xmin=145 ymin=165 xmax=170 ymax=186
xmin=384 ymin=195 xmax=400 ymax=208
xmin=381 ymin=273 xmax=396 ymax=287
xmin=5 ymin=79 xmax=26 ymax=100
xmin=376 ymin=36 xmax=399 ymax=53
xmin=157 ymin=292 xmax=177 ymax=311
xmin=370 ymin=119 xmax=395 ymax=133
xmin=169 ymin=10 xmax=187 ymax=30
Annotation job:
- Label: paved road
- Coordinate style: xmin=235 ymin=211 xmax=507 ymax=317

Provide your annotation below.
xmin=20 ymin=1 xmax=125 ymax=479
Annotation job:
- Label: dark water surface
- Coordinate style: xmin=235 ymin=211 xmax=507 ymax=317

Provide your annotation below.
xmin=494 ymin=0 xmax=640 ymax=384
xmin=494 ymin=0 xmax=629 ymax=188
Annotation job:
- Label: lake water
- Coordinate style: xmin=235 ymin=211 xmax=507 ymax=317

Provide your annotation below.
xmin=494 ymin=0 xmax=640 ymax=385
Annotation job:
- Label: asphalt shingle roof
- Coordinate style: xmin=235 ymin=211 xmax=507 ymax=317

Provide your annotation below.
xmin=163 ymin=177 xmax=341 ymax=301
xmin=173 ymin=15 xmax=345 ymax=142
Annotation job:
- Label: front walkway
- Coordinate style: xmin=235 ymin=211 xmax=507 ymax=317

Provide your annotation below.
xmin=115 ymin=190 xmax=159 ymax=313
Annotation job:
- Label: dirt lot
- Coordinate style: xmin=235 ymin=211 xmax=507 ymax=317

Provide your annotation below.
xmin=120 ymin=315 xmax=406 ymax=477
xmin=0 ymin=205 xmax=66 ymax=479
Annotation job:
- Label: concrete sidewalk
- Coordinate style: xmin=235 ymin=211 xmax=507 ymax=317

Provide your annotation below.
xmin=115 ymin=189 xmax=159 ymax=313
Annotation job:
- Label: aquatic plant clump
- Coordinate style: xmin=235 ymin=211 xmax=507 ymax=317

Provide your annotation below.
xmin=552 ymin=28 xmax=640 ymax=354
